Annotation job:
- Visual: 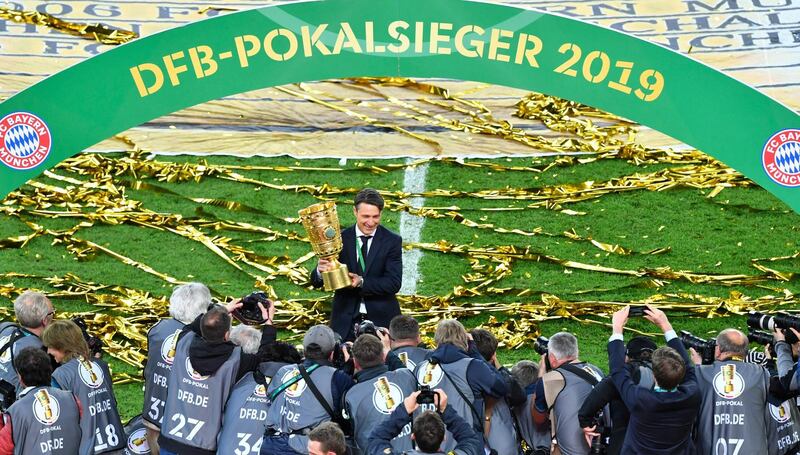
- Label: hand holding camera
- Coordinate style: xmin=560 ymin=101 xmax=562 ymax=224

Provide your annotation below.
xmin=231 ymin=291 xmax=276 ymax=326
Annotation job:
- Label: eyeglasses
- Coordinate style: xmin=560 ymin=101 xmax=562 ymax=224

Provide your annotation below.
xmin=45 ymin=310 xmax=55 ymax=318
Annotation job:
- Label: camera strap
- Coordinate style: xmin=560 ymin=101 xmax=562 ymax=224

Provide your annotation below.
xmin=558 ymin=363 xmax=600 ymax=387
xmin=0 ymin=326 xmax=25 ymax=360
xmin=298 ymin=364 xmax=337 ymax=422
xmin=268 ymin=363 xmax=320 ymax=402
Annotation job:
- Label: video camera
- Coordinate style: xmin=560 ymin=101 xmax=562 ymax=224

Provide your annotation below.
xmin=679 ymin=330 xmax=716 ymax=365
xmin=72 ymin=317 xmax=103 ymax=357
xmin=748 ymin=311 xmax=800 ymax=344
xmin=232 ymin=291 xmax=271 ymax=326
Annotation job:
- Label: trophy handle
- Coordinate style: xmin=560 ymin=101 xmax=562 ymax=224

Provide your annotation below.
xmin=321 ymin=260 xmax=351 ymax=291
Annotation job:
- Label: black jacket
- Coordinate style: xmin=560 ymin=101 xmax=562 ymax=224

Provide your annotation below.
xmin=311 ymin=224 xmax=402 ymax=340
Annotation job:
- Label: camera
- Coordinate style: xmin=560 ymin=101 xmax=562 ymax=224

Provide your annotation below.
xmin=355 ymin=320 xmax=378 ymax=338
xmin=679 ymin=330 xmax=716 ymax=365
xmin=0 ymin=379 xmax=15 ymax=411
xmin=628 ymin=306 xmax=647 ymax=317
xmin=232 ymin=292 xmax=271 ymax=326
xmin=72 ymin=317 xmax=103 ymax=357
xmin=534 ymin=336 xmax=549 ymax=355
xmin=747 ymin=329 xmax=777 ymax=358
xmin=747 ymin=311 xmax=800 ymax=344
xmin=588 ymin=414 xmax=610 ymax=455
xmin=416 ymin=385 xmax=441 ymax=411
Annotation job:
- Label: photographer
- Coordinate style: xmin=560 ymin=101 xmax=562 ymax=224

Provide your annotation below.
xmin=218 ymin=341 xmax=303 ymax=455
xmin=691 ymin=328 xmax=770 ymax=455
xmin=604 ymin=306 xmax=700 ymax=454
xmin=471 ymin=328 xmax=526 ymax=455
xmin=511 ymin=360 xmax=551 ymax=455
xmin=42 ymin=319 xmax=125 ymax=455
xmin=261 ymin=324 xmax=356 ymax=455
xmin=367 ymin=389 xmax=483 ymax=455
xmin=158 ymin=296 xmax=276 ymax=455
xmin=141 ymin=282 xmax=209 ymax=453
xmin=413 ymin=320 xmax=508 ymax=452
xmin=532 ymin=332 xmax=605 ymax=455
xmin=389 ymin=315 xmax=431 ymax=370
xmin=0 ymin=347 xmax=82 ymax=455
xmin=344 ymin=332 xmax=418 ymax=453
xmin=767 ymin=328 xmax=800 ymax=455
xmin=0 ymin=291 xmax=55 ymax=398
xmin=578 ymin=336 xmax=656 ymax=455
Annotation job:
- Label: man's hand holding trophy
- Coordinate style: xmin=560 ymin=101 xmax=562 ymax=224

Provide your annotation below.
xmin=298 ymin=201 xmax=353 ymax=291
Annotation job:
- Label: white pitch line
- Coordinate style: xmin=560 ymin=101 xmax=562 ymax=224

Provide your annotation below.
xmin=399 ymin=159 xmax=429 ymax=296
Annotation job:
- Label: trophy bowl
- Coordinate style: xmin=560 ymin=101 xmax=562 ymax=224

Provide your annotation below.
xmin=298 ymin=201 xmax=351 ymax=291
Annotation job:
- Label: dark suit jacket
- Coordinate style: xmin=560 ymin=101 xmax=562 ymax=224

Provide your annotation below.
xmin=311 ymin=224 xmax=402 ymax=340
xmin=610 ymin=337 xmax=701 ymax=455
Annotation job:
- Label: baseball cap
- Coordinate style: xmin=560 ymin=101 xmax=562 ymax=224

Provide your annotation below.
xmin=626 ymin=336 xmax=657 ymax=359
xmin=303 ymin=325 xmax=336 ymax=354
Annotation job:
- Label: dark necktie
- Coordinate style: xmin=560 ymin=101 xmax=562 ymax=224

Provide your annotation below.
xmin=359 ymin=235 xmax=372 ymax=273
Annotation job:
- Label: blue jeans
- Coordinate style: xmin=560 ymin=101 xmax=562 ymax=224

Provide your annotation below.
xmin=159 ymin=450 xmax=178 ymax=455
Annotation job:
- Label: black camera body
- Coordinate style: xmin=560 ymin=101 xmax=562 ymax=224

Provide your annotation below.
xmin=72 ymin=317 xmax=103 ymax=357
xmin=747 ymin=329 xmax=777 ymax=358
xmin=679 ymin=330 xmax=716 ymax=365
xmin=355 ymin=320 xmax=378 ymax=338
xmin=628 ymin=306 xmax=647 ymax=317
xmin=534 ymin=336 xmax=549 ymax=356
xmin=589 ymin=415 xmax=610 ymax=455
xmin=416 ymin=385 xmax=441 ymax=411
xmin=748 ymin=311 xmax=800 ymax=344
xmin=0 ymin=379 xmax=15 ymax=411
xmin=233 ymin=292 xmax=271 ymax=326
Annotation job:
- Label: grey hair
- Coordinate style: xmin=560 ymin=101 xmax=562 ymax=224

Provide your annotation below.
xmin=13 ymin=291 xmax=51 ymax=329
xmin=511 ymin=360 xmax=539 ymax=388
xmin=434 ymin=319 xmax=468 ymax=352
xmin=548 ymin=332 xmax=579 ymax=360
xmin=169 ymin=283 xmax=211 ymax=324
xmin=716 ymin=328 xmax=748 ymax=357
xmin=229 ymin=324 xmax=262 ymax=354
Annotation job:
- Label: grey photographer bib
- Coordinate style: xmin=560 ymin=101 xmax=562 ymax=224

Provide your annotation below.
xmin=217 ymin=371 xmax=272 ymax=455
xmin=161 ymin=332 xmax=241 ymax=452
xmin=545 ymin=362 xmax=605 ymax=455
xmin=265 ymin=363 xmax=336 ymax=454
xmin=487 ymin=395 xmax=521 ymax=455
xmin=345 ymin=368 xmax=417 ymax=452
xmin=767 ymin=398 xmax=800 ymax=455
xmin=392 ymin=346 xmax=431 ymax=371
xmin=0 ymin=322 xmax=43 ymax=395
xmin=514 ymin=394 xmax=550 ymax=452
xmin=415 ymin=357 xmax=475 ymax=453
xmin=695 ymin=361 xmax=769 ymax=455
xmin=52 ymin=357 xmax=125 ymax=455
xmin=141 ymin=318 xmax=183 ymax=427
xmin=7 ymin=386 xmax=81 ymax=455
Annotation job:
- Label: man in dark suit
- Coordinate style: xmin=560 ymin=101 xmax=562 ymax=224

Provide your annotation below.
xmin=312 ymin=188 xmax=402 ymax=341
xmin=594 ymin=305 xmax=701 ymax=455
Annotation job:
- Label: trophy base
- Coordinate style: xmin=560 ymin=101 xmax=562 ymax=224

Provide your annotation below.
xmin=322 ymin=263 xmax=351 ymax=291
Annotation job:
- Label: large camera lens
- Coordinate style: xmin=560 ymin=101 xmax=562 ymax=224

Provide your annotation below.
xmin=747 ymin=311 xmax=775 ymax=331
xmin=747 ymin=330 xmax=773 ymax=346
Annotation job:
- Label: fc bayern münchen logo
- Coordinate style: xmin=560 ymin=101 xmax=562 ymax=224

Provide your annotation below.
xmin=0 ymin=112 xmax=52 ymax=170
xmin=762 ymin=129 xmax=800 ymax=187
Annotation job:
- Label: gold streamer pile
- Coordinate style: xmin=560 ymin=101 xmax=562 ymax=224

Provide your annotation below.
xmin=0 ymin=7 xmax=138 ymax=45
xmin=1 ymin=78 xmax=797 ymax=378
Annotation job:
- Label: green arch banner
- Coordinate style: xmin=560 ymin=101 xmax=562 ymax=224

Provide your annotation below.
xmin=1 ymin=0 xmax=798 ymax=212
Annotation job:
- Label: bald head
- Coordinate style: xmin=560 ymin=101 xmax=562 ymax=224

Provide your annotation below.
xmin=716 ymin=328 xmax=748 ymax=359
